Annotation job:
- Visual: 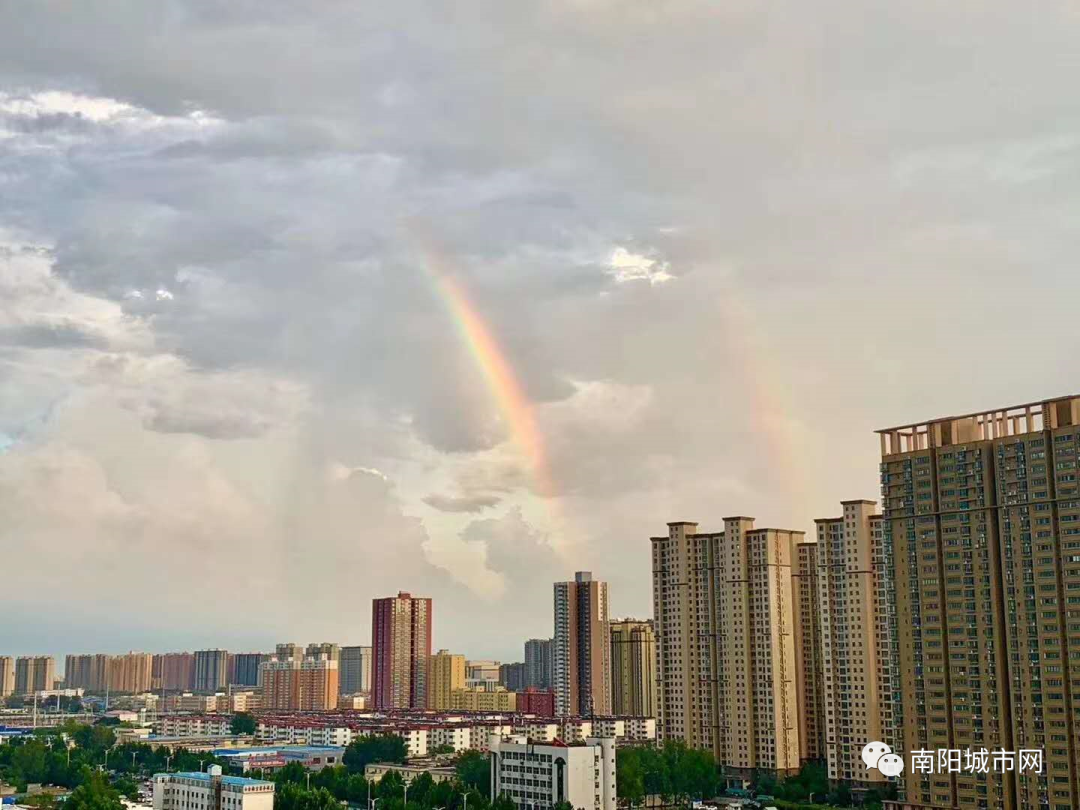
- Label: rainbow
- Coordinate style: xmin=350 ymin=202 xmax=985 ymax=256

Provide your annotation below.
xmin=413 ymin=232 xmax=555 ymax=500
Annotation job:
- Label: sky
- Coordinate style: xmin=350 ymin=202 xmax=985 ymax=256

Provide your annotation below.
xmin=3 ymin=0 xmax=1080 ymax=668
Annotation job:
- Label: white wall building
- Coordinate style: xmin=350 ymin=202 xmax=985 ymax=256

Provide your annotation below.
xmin=489 ymin=735 xmax=616 ymax=810
xmin=153 ymin=767 xmax=273 ymax=810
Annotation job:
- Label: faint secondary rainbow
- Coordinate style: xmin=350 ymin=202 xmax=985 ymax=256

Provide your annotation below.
xmin=412 ymin=232 xmax=556 ymax=501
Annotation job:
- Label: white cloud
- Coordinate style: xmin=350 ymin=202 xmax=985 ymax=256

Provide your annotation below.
xmin=606 ymin=247 xmax=674 ymax=285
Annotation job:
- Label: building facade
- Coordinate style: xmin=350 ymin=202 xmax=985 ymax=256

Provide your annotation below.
xmin=516 ymin=687 xmax=556 ymax=717
xmin=489 ymin=735 xmax=616 ymax=810
xmin=0 ymin=657 xmax=13 ymax=698
xmin=814 ymin=501 xmax=895 ymax=788
xmin=339 ymin=646 xmax=372 ymax=695
xmin=553 ymin=572 xmax=611 ymax=717
xmin=525 ymin=638 xmax=554 ymax=690
xmin=261 ymin=656 xmax=338 ymax=711
xmin=792 ymin=539 xmax=824 ymax=766
xmin=153 ymin=653 xmax=195 ymax=692
xmin=651 ymin=519 xmax=803 ymax=781
xmin=500 ymin=662 xmax=527 ymax=692
xmin=153 ymin=767 xmax=274 ymax=810
xmin=231 ymin=653 xmax=266 ymax=687
xmin=109 ymin=652 xmax=153 ymax=693
xmin=450 ymin=686 xmax=517 ymax=712
xmin=65 ymin=654 xmax=110 ymax=692
xmin=193 ymin=650 xmax=229 ymax=693
xmin=609 ymin=619 xmax=656 ymax=718
xmin=372 ymin=592 xmax=432 ymax=709
xmin=878 ymin=396 xmax=1080 ymax=810
xmin=14 ymin=656 xmax=55 ymax=695
xmin=428 ymin=650 xmax=466 ymax=710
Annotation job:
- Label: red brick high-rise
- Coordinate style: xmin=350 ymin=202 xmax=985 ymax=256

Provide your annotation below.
xmin=371 ymin=592 xmax=432 ymax=709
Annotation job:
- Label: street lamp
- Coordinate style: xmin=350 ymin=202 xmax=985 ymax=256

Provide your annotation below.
xmin=403 ymin=784 xmax=409 ymax=807
xmin=306 ymin=773 xmax=312 ymax=790
xmin=166 ymin=755 xmax=173 ymax=773
xmin=371 ymin=798 xmax=382 ymax=810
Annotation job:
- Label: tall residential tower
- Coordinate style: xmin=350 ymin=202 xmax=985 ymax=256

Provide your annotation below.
xmin=553 ymin=572 xmax=611 ymax=716
xmin=371 ymin=592 xmax=432 ymax=709
xmin=651 ymin=519 xmax=803 ymax=782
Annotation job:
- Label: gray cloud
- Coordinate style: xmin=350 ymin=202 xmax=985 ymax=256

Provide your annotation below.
xmin=3 ymin=0 xmax=1080 ymax=658
xmin=422 ymin=493 xmax=504 ymax=513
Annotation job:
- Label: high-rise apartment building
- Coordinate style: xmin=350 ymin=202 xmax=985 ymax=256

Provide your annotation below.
xmin=275 ymin=643 xmax=302 ymax=661
xmin=261 ymin=658 xmax=299 ymax=711
xmin=610 ymin=619 xmax=656 ymax=718
xmin=791 ymin=539 xmax=824 ymax=766
xmin=500 ymin=662 xmax=527 ymax=692
xmin=814 ymin=501 xmax=897 ymax=788
xmin=0 ymin=657 xmax=14 ymax=698
xmin=14 ymin=656 xmax=55 ymax=695
xmin=66 ymin=654 xmax=110 ymax=692
xmin=260 ymin=655 xmax=339 ymax=711
xmin=371 ymin=592 xmax=432 ymax=710
xmin=524 ymin=638 xmax=554 ymax=689
xmin=553 ymin=572 xmax=611 ymax=716
xmin=651 ymin=519 xmax=803 ymax=781
xmin=193 ymin=650 xmax=228 ymax=693
xmin=306 ymin=643 xmax=340 ymax=664
xmin=109 ymin=652 xmax=153 ymax=693
xmin=339 ymin=646 xmax=372 ymax=695
xmin=231 ymin=653 xmax=266 ymax=687
xmin=427 ymin=650 xmax=466 ymax=710
xmin=879 ymin=396 xmax=1080 ymax=810
xmin=299 ymin=657 xmax=339 ymax=710
xmin=153 ymin=653 xmax=195 ymax=692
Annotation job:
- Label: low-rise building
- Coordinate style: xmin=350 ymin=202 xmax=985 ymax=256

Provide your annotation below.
xmin=450 ymin=687 xmax=516 ymax=712
xmin=364 ymin=762 xmax=457 ymax=785
xmin=489 ymin=736 xmax=616 ymax=810
xmin=214 ymin=746 xmax=345 ymax=774
xmin=152 ymin=767 xmax=274 ymax=810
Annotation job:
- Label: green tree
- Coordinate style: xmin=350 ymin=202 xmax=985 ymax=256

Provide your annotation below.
xmin=65 ymin=773 xmax=124 ymax=810
xmin=343 ymin=735 xmax=407 ymax=774
xmin=455 ymin=751 xmax=489 ymax=798
xmin=376 ymin=770 xmax=404 ymax=800
xmin=275 ymin=762 xmax=309 ymax=786
xmin=230 ymin=713 xmax=257 ymax=735
xmin=615 ymin=748 xmax=645 ymax=807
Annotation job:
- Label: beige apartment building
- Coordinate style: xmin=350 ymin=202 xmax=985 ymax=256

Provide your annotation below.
xmin=261 ymin=655 xmax=338 ymax=711
xmin=14 ymin=656 xmax=55 ymax=695
xmin=651 ymin=519 xmax=802 ymax=782
xmin=610 ymin=619 xmax=656 ymax=717
xmin=109 ymin=652 xmax=154 ymax=693
xmin=553 ymin=572 xmax=611 ymax=716
xmin=878 ymin=395 xmax=1080 ymax=810
xmin=791 ymin=538 xmax=824 ymax=764
xmin=65 ymin=654 xmax=110 ymax=692
xmin=449 ymin=686 xmax=516 ymax=712
xmin=152 ymin=653 xmax=195 ymax=691
xmin=814 ymin=501 xmax=897 ymax=789
xmin=0 ymin=657 xmax=14 ymax=698
xmin=427 ymin=650 xmax=466 ymax=710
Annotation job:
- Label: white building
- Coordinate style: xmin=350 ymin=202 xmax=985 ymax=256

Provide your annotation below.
xmin=153 ymin=767 xmax=273 ymax=810
xmin=489 ymin=736 xmax=615 ymax=810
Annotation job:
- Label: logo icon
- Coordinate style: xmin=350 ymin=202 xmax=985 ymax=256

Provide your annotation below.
xmin=862 ymin=741 xmax=904 ymax=776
